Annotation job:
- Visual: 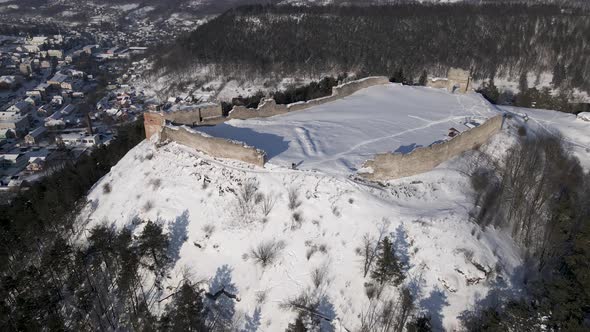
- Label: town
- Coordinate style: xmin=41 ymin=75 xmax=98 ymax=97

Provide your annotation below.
xmin=0 ymin=32 xmax=151 ymax=197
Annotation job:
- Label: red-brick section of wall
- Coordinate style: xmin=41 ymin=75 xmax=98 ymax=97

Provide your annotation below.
xmin=144 ymin=112 xmax=165 ymax=139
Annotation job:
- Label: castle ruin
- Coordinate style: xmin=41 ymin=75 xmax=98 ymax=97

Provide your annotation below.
xmin=427 ymin=67 xmax=472 ymax=93
xmin=145 ymin=75 xmax=503 ymax=181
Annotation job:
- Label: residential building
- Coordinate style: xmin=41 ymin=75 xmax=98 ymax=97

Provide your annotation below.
xmin=57 ymin=132 xmax=101 ymax=147
xmin=25 ymin=126 xmax=47 ymax=145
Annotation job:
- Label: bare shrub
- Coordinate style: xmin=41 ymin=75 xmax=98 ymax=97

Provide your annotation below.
xmin=237 ymin=179 xmax=260 ymax=221
xmin=102 ymin=182 xmax=112 ymax=194
xmin=254 ymin=192 xmax=264 ymax=205
xmin=143 ymin=200 xmax=154 ymax=212
xmin=359 ymin=286 xmax=415 ymax=332
xmin=306 ymin=246 xmax=318 ymax=260
xmin=291 ymin=212 xmax=303 ymax=229
xmin=202 ymin=224 xmax=215 ymax=237
xmin=364 ymin=282 xmax=381 ymax=299
xmin=332 ymin=206 xmax=341 ymax=217
xmin=359 ymin=233 xmax=380 ymax=278
xmin=260 ymin=193 xmax=276 ymax=216
xmin=150 ymin=178 xmax=162 ymax=190
xmin=288 ymin=187 xmax=301 ymax=210
xmin=311 ymin=265 xmax=329 ymax=289
xmin=255 ymin=290 xmax=267 ymax=304
xmin=240 ymin=179 xmax=259 ymax=204
xmin=250 ymin=239 xmax=285 ymax=268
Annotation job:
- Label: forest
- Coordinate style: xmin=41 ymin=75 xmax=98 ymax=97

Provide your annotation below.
xmin=463 ymin=130 xmax=590 ymax=330
xmin=153 ymin=3 xmax=590 ymax=94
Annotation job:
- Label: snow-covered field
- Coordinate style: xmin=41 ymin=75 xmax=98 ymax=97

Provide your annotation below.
xmin=77 ymin=85 xmax=589 ymax=331
xmin=499 ymin=105 xmax=590 ymax=169
xmin=201 ymin=84 xmax=500 ymax=175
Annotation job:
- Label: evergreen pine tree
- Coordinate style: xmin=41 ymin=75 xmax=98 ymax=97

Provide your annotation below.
xmin=407 ymin=315 xmax=433 ymax=332
xmin=518 ymin=71 xmax=528 ymax=93
xmin=160 ymin=283 xmax=208 ymax=332
xmin=138 ymin=221 xmax=169 ymax=271
xmin=285 ymin=312 xmax=308 ymax=332
xmin=371 ymin=236 xmax=404 ymax=286
xmin=391 ymin=68 xmax=406 ymax=84
xmin=418 ymin=70 xmax=428 ymax=86
xmin=551 ymin=63 xmax=566 ymax=88
xmin=479 ymin=79 xmax=500 ymax=104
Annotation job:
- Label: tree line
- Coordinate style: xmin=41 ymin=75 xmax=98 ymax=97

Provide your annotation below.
xmin=152 ymin=3 xmax=590 ymax=94
xmin=0 ymin=119 xmax=208 ymax=330
xmin=465 ymin=130 xmax=590 ymax=330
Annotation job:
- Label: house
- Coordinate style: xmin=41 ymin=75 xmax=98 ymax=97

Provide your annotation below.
xmin=37 ymin=104 xmax=53 ymax=115
xmin=48 ymin=72 xmax=73 ymax=90
xmin=0 ymin=75 xmax=22 ymax=89
xmin=19 ymin=62 xmax=32 ymax=76
xmin=0 ymin=128 xmax=15 ymax=139
xmin=7 ymin=101 xmax=31 ymax=114
xmin=26 ymin=157 xmax=45 ymax=172
xmin=51 ymin=95 xmax=64 ymax=105
xmin=57 ymin=132 xmax=101 ymax=147
xmin=0 ymin=153 xmax=27 ymax=169
xmin=24 ymin=96 xmax=38 ymax=106
xmin=47 ymin=49 xmax=63 ymax=59
xmin=0 ymin=114 xmax=29 ymax=135
xmin=28 ymin=36 xmax=48 ymax=46
xmin=25 ymin=126 xmax=47 ymax=145
xmin=82 ymin=45 xmax=99 ymax=55
xmin=60 ymin=104 xmax=77 ymax=115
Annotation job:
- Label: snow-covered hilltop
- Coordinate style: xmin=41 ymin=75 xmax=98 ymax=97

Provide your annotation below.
xmin=77 ymin=83 xmax=589 ymax=331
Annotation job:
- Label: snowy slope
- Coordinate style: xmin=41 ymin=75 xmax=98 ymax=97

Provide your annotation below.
xmin=200 ymin=84 xmax=500 ymax=175
xmin=75 ymin=85 xmax=590 ymax=331
xmin=499 ymin=105 xmax=590 ymax=169
xmin=79 ymin=139 xmax=524 ymax=330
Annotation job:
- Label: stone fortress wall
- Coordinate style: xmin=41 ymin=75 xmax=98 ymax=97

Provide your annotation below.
xmin=227 ymin=76 xmax=390 ymax=120
xmin=160 ymin=125 xmax=266 ymax=167
xmin=145 ymin=76 xmax=391 ymax=166
xmin=361 ymin=115 xmax=503 ymax=181
xmin=427 ymin=67 xmax=472 ymax=93
xmin=145 ymin=73 xmax=502 ymax=177
xmin=161 ymin=103 xmax=223 ymax=126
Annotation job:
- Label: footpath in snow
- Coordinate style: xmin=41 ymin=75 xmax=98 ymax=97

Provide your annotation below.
xmin=199 ymin=84 xmax=500 ymax=174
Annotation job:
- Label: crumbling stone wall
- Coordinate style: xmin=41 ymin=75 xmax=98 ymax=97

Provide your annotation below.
xmin=229 ymin=76 xmax=390 ymax=118
xmin=164 ymin=103 xmax=223 ymax=125
xmin=362 ymin=115 xmax=503 ymax=181
xmin=427 ymin=68 xmax=472 ymax=93
xmin=144 ymin=112 xmax=165 ymax=139
xmin=229 ymin=98 xmax=289 ymax=120
xmin=161 ymin=125 xmax=266 ymax=167
xmin=286 ymin=76 xmax=390 ymax=112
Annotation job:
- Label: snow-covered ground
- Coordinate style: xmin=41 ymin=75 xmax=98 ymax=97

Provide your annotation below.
xmin=80 ymin=139 xmax=522 ymax=331
xmin=200 ymin=84 xmax=500 ymax=175
xmin=499 ymin=105 xmax=590 ymax=169
xmin=77 ymin=85 xmax=589 ymax=331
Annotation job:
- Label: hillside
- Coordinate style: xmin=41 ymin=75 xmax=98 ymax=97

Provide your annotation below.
xmin=81 ymin=139 xmax=520 ymax=331
xmin=76 ymin=86 xmax=564 ymax=330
